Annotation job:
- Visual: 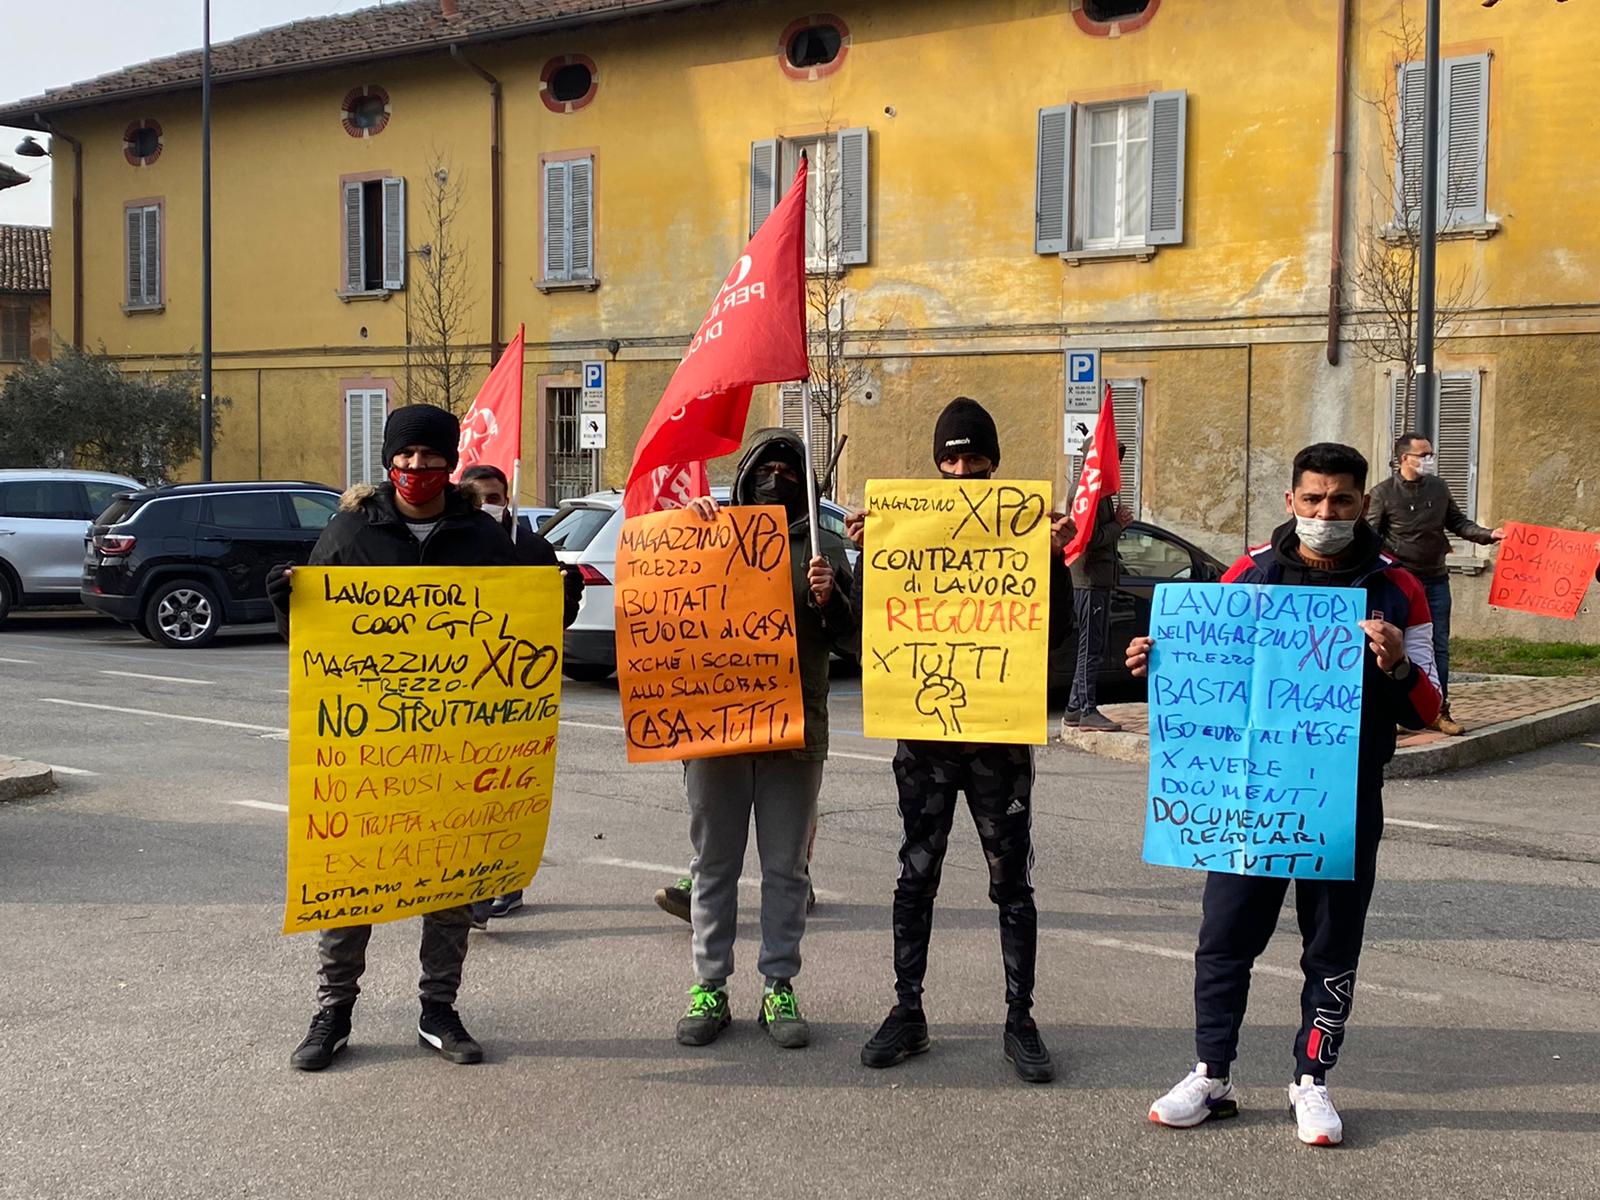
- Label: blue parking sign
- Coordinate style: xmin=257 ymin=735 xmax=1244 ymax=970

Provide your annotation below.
xmin=583 ymin=361 xmax=605 ymax=391
xmin=1068 ymin=352 xmax=1096 ymax=383
xmin=1064 ymin=346 xmax=1100 ymax=409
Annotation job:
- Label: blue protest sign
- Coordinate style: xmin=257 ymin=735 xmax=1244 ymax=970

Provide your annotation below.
xmin=1141 ymin=582 xmax=1365 ymax=881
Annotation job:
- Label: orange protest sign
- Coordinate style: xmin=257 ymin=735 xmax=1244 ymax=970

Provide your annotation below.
xmin=614 ymin=505 xmax=806 ymax=762
xmin=1488 ymin=521 xmax=1600 ymax=619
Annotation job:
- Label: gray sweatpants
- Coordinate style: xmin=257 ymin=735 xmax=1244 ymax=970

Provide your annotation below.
xmin=314 ymin=904 xmax=473 ymax=1009
xmin=687 ymin=754 xmax=823 ymax=985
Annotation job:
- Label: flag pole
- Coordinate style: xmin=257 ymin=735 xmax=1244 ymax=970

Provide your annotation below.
xmin=509 ymin=457 xmax=521 ymax=543
xmin=799 ymin=380 xmax=822 ymax=563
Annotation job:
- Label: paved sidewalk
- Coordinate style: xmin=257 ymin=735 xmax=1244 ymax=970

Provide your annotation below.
xmin=1060 ymin=675 xmax=1600 ymax=777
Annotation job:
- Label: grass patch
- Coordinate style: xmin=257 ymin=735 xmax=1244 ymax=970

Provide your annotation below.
xmin=1452 ymin=638 xmax=1600 ymax=678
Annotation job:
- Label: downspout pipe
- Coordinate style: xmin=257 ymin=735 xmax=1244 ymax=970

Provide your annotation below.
xmin=450 ymin=45 xmax=503 ymax=362
xmin=37 ymin=117 xmax=83 ymax=351
xmin=1326 ymin=0 xmax=1351 ymax=366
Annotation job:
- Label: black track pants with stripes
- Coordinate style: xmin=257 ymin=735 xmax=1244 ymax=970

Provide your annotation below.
xmin=891 ymin=741 xmax=1038 ymax=1013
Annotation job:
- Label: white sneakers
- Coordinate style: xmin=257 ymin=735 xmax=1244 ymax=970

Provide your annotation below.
xmin=1149 ymin=1063 xmax=1344 ymax=1147
xmin=1288 ymin=1075 xmax=1344 ymax=1146
xmin=1148 ymin=1063 xmax=1239 ymax=1128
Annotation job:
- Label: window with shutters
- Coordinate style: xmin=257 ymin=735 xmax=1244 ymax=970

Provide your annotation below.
xmin=1394 ymin=54 xmax=1492 ymax=232
xmin=124 ymin=200 xmax=162 ymax=310
xmin=540 ymin=154 xmax=597 ymax=289
xmin=1036 ymin=92 xmax=1186 ymax=259
xmin=1389 ymin=370 xmax=1480 ymax=522
xmin=778 ymin=382 xmax=834 ymax=481
xmin=344 ymin=389 xmax=389 ymax=486
xmin=1069 ymin=378 xmax=1144 ymax=517
xmin=0 ymin=304 xmax=29 ymax=362
xmin=751 ymin=129 xmax=869 ymax=272
xmin=340 ymin=175 xmax=405 ymax=295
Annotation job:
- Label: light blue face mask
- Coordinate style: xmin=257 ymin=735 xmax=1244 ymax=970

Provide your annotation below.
xmin=1296 ymin=516 xmax=1357 ymax=555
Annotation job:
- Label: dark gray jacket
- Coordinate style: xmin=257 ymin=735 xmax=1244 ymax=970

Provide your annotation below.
xmin=1067 ymin=496 xmax=1121 ymax=588
xmin=1366 ymin=473 xmax=1494 ymax=578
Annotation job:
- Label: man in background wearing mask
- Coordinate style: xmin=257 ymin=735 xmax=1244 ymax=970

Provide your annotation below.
xmin=672 ymin=429 xmax=859 ymax=1051
xmin=457 ymin=463 xmax=583 ymax=922
xmin=846 ymin=398 xmax=1074 ymax=1084
xmin=1129 ymin=442 xmax=1441 ymax=1147
xmin=266 ymin=404 xmax=520 ymax=1072
xmin=1366 ymin=433 xmax=1504 ymax=735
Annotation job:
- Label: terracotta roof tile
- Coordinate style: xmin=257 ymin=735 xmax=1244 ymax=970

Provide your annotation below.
xmin=0 ymin=0 xmax=708 ymax=124
xmin=0 ymin=225 xmax=50 ymax=293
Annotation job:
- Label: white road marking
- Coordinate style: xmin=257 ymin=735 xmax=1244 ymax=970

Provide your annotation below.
xmin=1388 ymin=817 xmax=1464 ymax=833
xmin=0 ymin=656 xmax=37 ymax=664
xmin=556 ymin=719 xmax=892 ymax=763
xmin=561 ymin=719 xmax=626 ymax=732
xmin=232 ymin=799 xmax=289 ymax=813
xmin=100 ymin=669 xmax=215 ymax=686
xmin=47 ymin=764 xmax=99 ymax=777
xmin=38 ymin=698 xmax=288 ymax=736
xmin=1051 ymin=931 xmax=1442 ymax=1004
xmin=581 ymin=856 xmax=842 ymax=900
xmin=830 ymin=750 xmax=894 ymax=763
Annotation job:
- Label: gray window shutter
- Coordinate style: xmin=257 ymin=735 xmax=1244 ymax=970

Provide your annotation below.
xmin=543 ymin=160 xmax=569 ymax=281
xmin=381 ymin=176 xmax=406 ymax=290
xmin=1396 ymin=62 xmax=1427 ymax=225
xmin=345 ymin=392 xmax=363 ymax=485
xmin=777 ymin=382 xmax=831 ymax=478
xmin=837 ymin=126 xmax=869 ymax=266
xmin=749 ymin=139 xmax=780 ymax=238
xmin=1144 ymin=91 xmax=1187 ymax=246
xmin=343 ymin=181 xmax=365 ymax=293
xmin=366 ymin=393 xmax=387 ymax=483
xmin=569 ymin=157 xmax=593 ymax=280
xmin=1443 ymin=54 xmax=1489 ymax=226
xmin=1035 ymin=104 xmax=1073 ymax=255
xmin=1390 ymin=371 xmax=1415 ymax=450
xmin=125 ymin=207 xmax=143 ymax=306
xmin=1069 ymin=380 xmax=1143 ymax=517
xmin=142 ymin=207 xmax=160 ymax=305
xmin=1436 ymin=371 xmax=1480 ymax=520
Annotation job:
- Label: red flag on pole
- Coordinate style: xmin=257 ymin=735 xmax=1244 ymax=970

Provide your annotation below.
xmin=623 ymin=159 xmax=810 ymax=517
xmin=1062 ymin=383 xmax=1121 ymax=565
xmin=452 ymin=324 xmax=525 ymax=482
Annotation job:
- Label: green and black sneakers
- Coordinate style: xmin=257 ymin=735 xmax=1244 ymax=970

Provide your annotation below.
xmin=759 ymin=981 xmax=811 ymax=1049
xmin=675 ymin=982 xmax=731 ymax=1046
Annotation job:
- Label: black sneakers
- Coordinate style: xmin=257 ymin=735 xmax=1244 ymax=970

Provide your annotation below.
xmin=1004 ymin=1014 xmax=1056 ymax=1083
xmin=418 ymin=1002 xmax=484 ymax=1064
xmin=290 ymin=1005 xmax=352 ymax=1072
xmin=860 ymin=1005 xmax=931 ymax=1069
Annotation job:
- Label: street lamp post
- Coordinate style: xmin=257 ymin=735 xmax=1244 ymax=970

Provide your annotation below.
xmin=1413 ymin=0 xmax=1442 ymax=438
xmin=200 ymin=0 xmax=214 ymax=480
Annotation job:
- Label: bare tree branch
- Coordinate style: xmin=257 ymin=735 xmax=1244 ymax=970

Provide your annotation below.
xmin=407 ymin=153 xmax=477 ymax=414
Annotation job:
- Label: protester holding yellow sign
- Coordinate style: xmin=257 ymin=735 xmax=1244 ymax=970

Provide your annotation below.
xmin=266 ymin=403 xmax=534 ymax=1074
xmin=847 ymin=398 xmax=1074 ymax=1084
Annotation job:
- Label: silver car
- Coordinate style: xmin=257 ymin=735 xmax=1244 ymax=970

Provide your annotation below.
xmin=0 ymin=469 xmax=143 ymax=623
xmin=545 ymin=488 xmax=858 ymax=682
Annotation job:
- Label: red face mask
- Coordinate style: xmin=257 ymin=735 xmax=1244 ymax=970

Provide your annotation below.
xmin=389 ymin=466 xmax=450 ymax=507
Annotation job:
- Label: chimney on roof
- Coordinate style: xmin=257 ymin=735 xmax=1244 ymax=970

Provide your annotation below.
xmin=441 ymin=0 xmax=460 ymax=16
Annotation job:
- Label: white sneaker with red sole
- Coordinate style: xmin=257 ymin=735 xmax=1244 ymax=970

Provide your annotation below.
xmin=1148 ymin=1062 xmax=1239 ymax=1128
xmin=1288 ymin=1075 xmax=1344 ymax=1146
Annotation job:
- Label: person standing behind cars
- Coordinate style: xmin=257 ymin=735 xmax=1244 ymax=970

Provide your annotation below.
xmin=265 ymin=403 xmax=521 ymax=1073
xmin=1366 ymin=433 xmax=1503 ymax=736
xmin=457 ymin=463 xmax=583 ymax=923
xmin=1061 ymin=443 xmax=1132 ymax=734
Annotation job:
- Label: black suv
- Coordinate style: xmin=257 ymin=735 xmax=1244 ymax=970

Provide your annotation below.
xmin=82 ymin=481 xmax=341 ymax=648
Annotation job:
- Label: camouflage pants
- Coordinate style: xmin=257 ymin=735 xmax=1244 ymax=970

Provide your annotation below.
xmin=314 ymin=905 xmax=473 ymax=1009
xmin=891 ymin=742 xmax=1037 ymax=1012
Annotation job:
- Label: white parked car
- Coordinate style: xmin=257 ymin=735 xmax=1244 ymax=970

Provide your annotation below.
xmin=544 ymin=488 xmax=859 ymax=682
xmin=0 ymin=469 xmax=143 ymax=624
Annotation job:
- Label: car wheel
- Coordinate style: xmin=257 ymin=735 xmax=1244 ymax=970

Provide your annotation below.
xmin=0 ymin=570 xmax=14 ymax=625
xmin=562 ymin=662 xmax=616 ymax=683
xmin=145 ymin=580 xmax=222 ymax=649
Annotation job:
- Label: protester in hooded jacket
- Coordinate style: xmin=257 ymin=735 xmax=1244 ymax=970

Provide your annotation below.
xmin=266 ymin=403 xmax=526 ymax=1074
xmin=1132 ymin=442 xmax=1441 ymax=1148
xmin=457 ymin=464 xmax=584 ymax=923
xmin=844 ymin=397 xmax=1074 ymax=1085
xmin=671 ymin=427 xmax=860 ymax=1051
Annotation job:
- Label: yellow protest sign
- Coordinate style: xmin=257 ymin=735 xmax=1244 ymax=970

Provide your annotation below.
xmin=285 ymin=566 xmax=564 ymax=933
xmin=614 ymin=505 xmax=806 ymax=763
xmin=861 ymin=480 xmax=1052 ymax=744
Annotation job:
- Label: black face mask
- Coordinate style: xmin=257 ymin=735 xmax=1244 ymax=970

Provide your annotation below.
xmin=753 ymin=473 xmax=807 ymax=521
xmin=940 ymin=469 xmax=992 ymax=481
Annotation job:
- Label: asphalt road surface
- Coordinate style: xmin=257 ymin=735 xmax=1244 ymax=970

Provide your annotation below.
xmin=2 ymin=612 xmax=1596 ymax=1200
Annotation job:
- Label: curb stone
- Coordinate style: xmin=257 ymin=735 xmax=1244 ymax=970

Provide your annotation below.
xmin=0 ymin=756 xmax=56 ymax=803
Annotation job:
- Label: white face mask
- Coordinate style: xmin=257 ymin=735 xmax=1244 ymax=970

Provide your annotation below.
xmin=1415 ymin=454 xmax=1438 ymax=477
xmin=480 ymin=503 xmax=507 ymax=523
xmin=1296 ymin=516 xmax=1357 ymax=556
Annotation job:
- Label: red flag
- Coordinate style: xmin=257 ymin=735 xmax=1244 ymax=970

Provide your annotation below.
xmin=623 ymin=159 xmax=810 ymax=517
xmin=1062 ymin=383 xmax=1122 ymax=565
xmin=452 ymin=324 xmax=525 ymax=482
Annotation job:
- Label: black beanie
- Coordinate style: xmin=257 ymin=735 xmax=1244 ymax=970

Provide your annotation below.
xmin=382 ymin=403 xmax=460 ymax=471
xmin=933 ymin=397 xmax=1000 ymax=469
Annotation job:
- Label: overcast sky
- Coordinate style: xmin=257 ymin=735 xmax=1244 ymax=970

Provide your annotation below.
xmin=0 ymin=0 xmax=387 ymax=227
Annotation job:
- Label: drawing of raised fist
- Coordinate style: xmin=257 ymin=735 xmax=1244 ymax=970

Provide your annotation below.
xmin=915 ymin=673 xmax=968 ymax=737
